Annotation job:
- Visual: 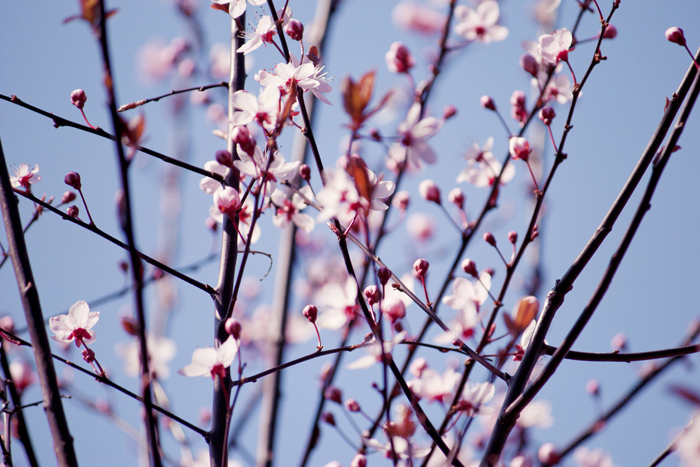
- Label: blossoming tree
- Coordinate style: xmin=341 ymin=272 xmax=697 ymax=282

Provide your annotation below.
xmin=1 ymin=1 xmax=700 ymax=466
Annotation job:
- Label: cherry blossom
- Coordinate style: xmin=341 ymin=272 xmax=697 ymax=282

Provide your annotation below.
xmin=260 ymin=60 xmax=332 ymax=105
xmin=437 ymin=273 xmax=491 ymax=343
xmin=385 ymin=42 xmax=414 ymax=73
xmin=388 ymin=103 xmax=442 ymax=169
xmin=540 ymin=72 xmax=574 ymax=104
xmin=211 ymin=0 xmax=266 ymax=19
xmin=270 ymin=186 xmax=315 ymax=233
xmin=457 ymin=381 xmax=495 ymax=416
xmin=199 ymin=160 xmax=227 ymax=194
xmin=316 ymin=277 xmax=359 ymax=330
xmin=237 ymin=16 xmax=276 ymax=55
xmin=49 ymin=300 xmax=99 ymax=347
xmin=407 ymin=366 xmax=461 ymax=403
xmin=233 ymin=146 xmax=299 ymax=195
xmin=115 ymin=336 xmax=176 ymax=379
xmin=573 ymin=447 xmax=616 ymax=467
xmin=178 ymin=335 xmax=238 ymax=379
xmin=457 ymin=137 xmax=515 ymax=188
xmin=454 ymin=0 xmax=508 ymax=44
xmin=392 ymin=2 xmax=443 ymax=36
xmin=10 ymin=163 xmax=42 ymax=192
xmin=539 ymin=28 xmax=573 ymax=67
xmin=517 ymin=399 xmax=553 ymax=428
xmin=347 ymin=332 xmax=406 ymax=370
xmin=676 ymin=411 xmax=700 ymax=467
xmin=230 ymin=86 xmax=281 ymax=131
xmin=211 ymin=186 xmax=241 ymax=218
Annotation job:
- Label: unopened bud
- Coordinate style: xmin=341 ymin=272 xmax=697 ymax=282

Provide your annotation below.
xmin=461 ymin=258 xmax=478 ymax=278
xmin=232 ymin=126 xmax=256 ymax=156
xmin=215 ymin=149 xmax=233 ymax=168
xmin=369 ymin=127 xmax=382 ymax=141
xmin=64 ymin=172 xmax=82 ymax=190
xmin=665 ymin=27 xmax=686 ymax=46
xmin=225 ymin=318 xmax=242 ymax=339
xmin=67 ymin=205 xmax=80 ymax=218
xmin=520 ymin=53 xmax=539 ymax=77
xmin=419 ymin=179 xmax=441 ymax=204
xmin=299 ymin=164 xmax=311 ymax=181
xmin=350 ymin=454 xmax=367 ymax=467
xmin=538 ymin=443 xmax=561 ymax=465
xmin=483 ymin=232 xmax=496 ymax=247
xmin=385 ymin=42 xmax=414 ymax=73
xmin=302 ymin=304 xmax=318 ymax=323
xmin=324 ymin=386 xmax=342 ymax=404
xmin=364 ymin=285 xmax=381 ymax=307
xmin=321 ymin=412 xmax=336 ymax=426
xmin=82 ymin=348 xmax=95 ymax=363
xmin=345 ymin=399 xmax=360 ymax=412
xmin=539 ymin=106 xmax=556 ymax=125
xmin=71 ymin=89 xmax=87 ymax=109
xmin=443 ymin=105 xmax=457 ymax=119
xmin=602 ymin=24 xmax=617 ymax=39
xmin=377 ymin=267 xmax=392 ymax=286
xmin=448 ymin=188 xmax=465 ymax=208
xmin=62 ymin=190 xmax=77 ymax=204
xmin=285 ymin=19 xmax=304 ymax=41
xmin=413 ymin=258 xmax=429 ymax=278
xmin=392 ymin=191 xmax=410 ymax=212
xmin=480 ymin=95 xmax=496 ymax=111
xmin=508 ymin=231 xmax=518 ymax=244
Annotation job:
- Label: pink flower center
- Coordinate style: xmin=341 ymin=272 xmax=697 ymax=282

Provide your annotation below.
xmin=69 ymin=327 xmax=91 ymax=347
xmin=210 ymin=363 xmax=226 ymax=380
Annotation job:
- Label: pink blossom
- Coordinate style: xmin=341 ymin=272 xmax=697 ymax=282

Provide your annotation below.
xmin=509 ymin=136 xmax=533 ymax=161
xmin=212 ymin=186 xmax=241 ymax=217
xmin=71 ymin=89 xmax=87 ymax=109
xmin=115 ymin=336 xmax=176 ymax=379
xmin=233 ymin=147 xmax=300 ymax=194
xmin=49 ymin=300 xmax=99 ymax=347
xmin=178 ymin=336 xmax=238 ymax=379
xmin=10 ymin=163 xmax=42 ymax=192
xmin=573 ymin=447 xmax=616 ymax=467
xmin=419 ymin=179 xmax=441 ymax=204
xmin=518 ymin=399 xmax=553 ymax=428
xmin=676 ymin=411 xmax=700 ymax=467
xmin=211 ymin=0 xmax=266 ymax=19
xmin=540 ymin=73 xmax=574 ymax=104
xmin=539 ymin=28 xmax=573 ymax=66
xmin=408 ymin=366 xmax=460 ymax=403
xmin=457 ymin=381 xmax=495 ymax=416
xmin=9 ymin=361 xmax=35 ymax=393
xmin=230 ymin=86 xmax=281 ymax=131
xmin=385 ymin=42 xmax=414 ymax=73
xmin=347 ymin=332 xmax=406 ymax=370
xmin=199 ymin=160 xmax=227 ymax=195
xmin=406 ymin=212 xmax=435 ymax=241
xmin=316 ymin=277 xmax=359 ymax=330
xmin=260 ymin=60 xmax=332 ymax=105
xmin=665 ymin=27 xmax=686 ymax=47
xmin=454 ymin=1 xmax=508 ymax=44
xmin=438 ymin=273 xmax=491 ymax=342
xmin=237 ymin=16 xmax=276 ymax=55
xmin=270 ymin=186 xmax=315 ymax=233
xmin=457 ymin=137 xmax=515 ymax=188
xmin=389 ymin=103 xmax=442 ymax=169
xmin=392 ymin=2 xmax=442 ymax=36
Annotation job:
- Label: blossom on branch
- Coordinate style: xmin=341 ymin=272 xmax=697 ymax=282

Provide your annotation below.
xmin=457 ymin=137 xmax=515 ymax=188
xmin=270 ymin=186 xmax=315 ymax=233
xmin=211 ymin=0 xmax=266 ymax=19
xmin=539 ymin=28 xmax=573 ymax=66
xmin=49 ymin=300 xmax=99 ymax=347
xmin=178 ymin=336 xmax=238 ymax=380
xmin=237 ymin=16 xmax=276 ymax=55
xmin=10 ymin=163 xmax=42 ymax=192
xmin=389 ymin=103 xmax=442 ymax=170
xmin=454 ymin=1 xmax=508 ymax=44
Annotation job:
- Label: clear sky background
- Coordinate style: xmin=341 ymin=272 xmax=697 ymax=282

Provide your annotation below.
xmin=2 ymin=1 xmax=700 ymax=466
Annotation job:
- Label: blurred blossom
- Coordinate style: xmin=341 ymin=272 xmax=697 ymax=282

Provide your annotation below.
xmin=518 ymin=399 xmax=554 ymax=428
xmin=178 ymin=336 xmax=238 ymax=379
xmin=573 ymin=447 xmax=616 ymax=467
xmin=138 ymin=37 xmax=189 ymax=83
xmin=454 ymin=0 xmax=508 ymax=43
xmin=457 ymin=137 xmax=515 ymax=188
xmin=532 ymin=0 xmax=561 ymax=28
xmin=9 ymin=360 xmax=35 ymax=393
xmin=209 ymin=43 xmax=231 ymax=79
xmin=676 ymin=411 xmax=700 ymax=467
xmin=406 ymin=212 xmax=435 ymax=241
xmin=316 ymin=277 xmax=359 ymax=330
xmin=115 ymin=336 xmax=176 ymax=379
xmin=392 ymin=2 xmax=443 ymax=36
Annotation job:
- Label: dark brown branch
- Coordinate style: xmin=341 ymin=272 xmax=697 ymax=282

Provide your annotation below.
xmin=117 ymin=82 xmax=227 ymax=111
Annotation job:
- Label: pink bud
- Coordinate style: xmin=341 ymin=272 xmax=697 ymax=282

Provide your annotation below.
xmin=67 ymin=205 xmax=80 ymax=218
xmin=324 ymin=386 xmax=342 ymax=404
xmin=62 ymin=190 xmax=77 ymax=204
xmin=225 ymin=318 xmax=241 ymax=339
xmin=0 ymin=316 xmax=14 ymax=333
xmin=82 ymin=348 xmax=95 ymax=363
xmin=448 ymin=188 xmax=465 ymax=208
xmin=299 ymin=164 xmax=311 ymax=181
xmin=419 ymin=179 xmax=441 ymax=204
xmin=214 ymin=186 xmax=241 ymax=216
xmin=369 ymin=127 xmax=382 ymax=141
xmin=510 ymin=90 xmax=526 ymax=108
xmin=303 ymin=304 xmax=318 ymax=323
xmin=461 ymin=258 xmax=478 ymax=278
xmin=410 ymin=357 xmax=427 ymax=377
xmin=392 ymin=191 xmax=410 ymax=212
xmin=364 ymin=286 xmax=381 ymax=307
xmin=443 ymin=105 xmax=457 ymax=120
xmin=64 ymin=172 xmax=82 ymax=190
xmin=413 ymin=258 xmax=429 ymax=278
xmin=321 ymin=412 xmax=335 ymax=426
xmin=538 ymin=443 xmax=561 ymax=465
xmin=385 ymin=42 xmax=414 ymax=73
xmin=509 ymin=137 xmax=532 ymax=162
xmin=232 ymin=126 xmax=256 ymax=156
xmin=483 ymin=232 xmax=496 ymax=247
xmin=539 ymin=106 xmax=556 ymax=125
xmin=215 ymin=150 xmax=233 ymax=168
xmin=480 ymin=95 xmax=496 ymax=111
xmin=520 ymin=53 xmax=539 ymax=77
xmin=285 ymin=19 xmax=304 ymax=41
xmin=345 ymin=399 xmax=360 ymax=412
xmin=350 ymin=454 xmax=367 ymax=467
xmin=611 ymin=332 xmax=627 ymax=351
xmin=71 ymin=89 xmax=87 ymax=109
xmin=377 ymin=267 xmax=392 ymax=286
xmin=665 ymin=27 xmax=686 ymax=46
xmin=586 ymin=379 xmax=600 ymax=396
xmin=382 ymin=298 xmax=406 ymax=323
xmin=508 ymin=231 xmax=518 ymax=244
xmin=602 ymin=24 xmax=617 ymax=39
xmin=205 ymin=216 xmax=218 ymax=232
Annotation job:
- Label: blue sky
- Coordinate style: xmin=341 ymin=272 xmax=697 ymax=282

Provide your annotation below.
xmin=2 ymin=1 xmax=700 ymax=466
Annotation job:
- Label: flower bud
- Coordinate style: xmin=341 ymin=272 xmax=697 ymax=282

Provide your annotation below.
xmin=665 ymin=27 xmax=686 ymax=46
xmin=299 ymin=164 xmax=311 ymax=181
xmin=461 ymin=258 xmax=478 ymax=278
xmin=602 ymin=24 xmax=617 ymax=39
xmin=82 ymin=347 xmax=95 ymax=363
xmin=71 ymin=89 xmax=87 ymax=109
xmin=369 ymin=127 xmax=382 ymax=141
xmin=520 ymin=53 xmax=539 ymax=77
xmin=364 ymin=286 xmax=381 ymax=307
xmin=508 ymin=231 xmax=518 ymax=244
xmin=324 ymin=386 xmax=342 ymax=404
xmin=232 ymin=126 xmax=256 ymax=157
xmin=539 ymin=106 xmax=556 ymax=125
xmin=64 ymin=172 xmax=82 ymax=190
xmin=285 ymin=19 xmax=304 ymax=41
xmin=443 ymin=105 xmax=457 ymax=120
xmin=586 ymin=379 xmax=600 ymax=396
xmin=392 ymin=191 xmax=410 ymax=212
xmin=215 ymin=149 xmax=233 ymax=168
xmin=121 ymin=316 xmax=139 ymax=336
xmin=67 ymin=205 xmax=80 ymax=218
xmin=483 ymin=232 xmax=496 ymax=247
xmin=418 ymin=179 xmax=441 ymax=204
xmin=538 ymin=443 xmax=561 ymax=465
xmin=345 ymin=399 xmax=360 ymax=412
xmin=302 ymin=304 xmax=318 ymax=323
xmin=509 ymin=137 xmax=532 ymax=162
xmin=321 ymin=412 xmax=335 ymax=426
xmin=413 ymin=258 xmax=429 ymax=278
xmin=385 ymin=42 xmax=414 ymax=73
xmin=350 ymin=454 xmax=367 ymax=467
xmin=448 ymin=188 xmax=465 ymax=208
xmin=377 ymin=267 xmax=392 ymax=286
xmin=480 ymin=95 xmax=496 ymax=111
xmin=62 ymin=190 xmax=77 ymax=204
xmin=225 ymin=318 xmax=242 ymax=339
